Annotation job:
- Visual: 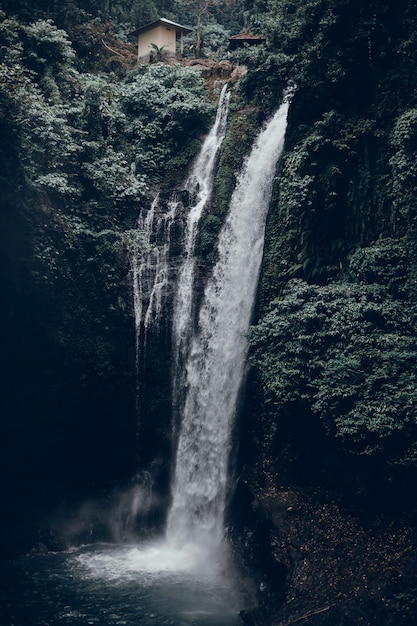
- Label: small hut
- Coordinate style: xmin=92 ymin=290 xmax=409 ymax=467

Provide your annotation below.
xmin=129 ymin=17 xmax=192 ymax=62
xmin=228 ymin=32 xmax=266 ymax=51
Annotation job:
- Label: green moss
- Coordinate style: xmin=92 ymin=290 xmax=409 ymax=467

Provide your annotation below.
xmin=196 ymin=109 xmax=260 ymax=263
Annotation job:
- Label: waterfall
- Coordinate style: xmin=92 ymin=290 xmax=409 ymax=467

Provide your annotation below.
xmin=14 ymin=88 xmax=296 ymax=626
xmin=166 ymin=91 xmax=293 ymax=549
xmin=131 ymin=194 xmax=179 ymax=355
xmin=130 ymin=81 xmax=293 ymax=562
xmin=131 ymin=84 xmax=230 ymax=364
xmin=129 ymin=84 xmax=230 ymax=534
xmin=172 ymin=83 xmax=230 ymax=370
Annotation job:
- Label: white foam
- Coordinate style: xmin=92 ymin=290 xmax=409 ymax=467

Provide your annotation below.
xmin=72 ymin=537 xmax=228 ymax=584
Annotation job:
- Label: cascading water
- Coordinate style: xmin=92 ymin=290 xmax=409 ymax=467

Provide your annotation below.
xmin=172 ymin=83 xmax=230 ymax=369
xmin=131 ymin=84 xmax=230 ymax=362
xmin=131 ymin=193 xmax=179 ymax=354
xmin=128 ymin=83 xmax=292 ymax=568
xmin=131 ymin=83 xmax=230 ymax=413
xmin=166 ymin=90 xmax=293 ymax=552
xmin=130 ymin=86 xmax=230 ymax=530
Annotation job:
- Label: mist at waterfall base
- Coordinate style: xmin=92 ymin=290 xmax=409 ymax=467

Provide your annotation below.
xmin=0 ymin=482 xmax=243 ymax=625
xmin=0 ymin=542 xmax=244 ymax=626
xmin=0 ymin=91 xmax=292 ymax=626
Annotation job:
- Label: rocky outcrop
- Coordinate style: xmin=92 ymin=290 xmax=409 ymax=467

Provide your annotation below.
xmin=231 ymin=470 xmax=417 ymax=625
xmin=187 ymin=58 xmax=246 ymax=81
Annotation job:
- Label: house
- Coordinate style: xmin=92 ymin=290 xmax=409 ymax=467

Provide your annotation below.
xmin=129 ymin=18 xmax=193 ymax=62
xmin=228 ymin=32 xmax=266 ymax=51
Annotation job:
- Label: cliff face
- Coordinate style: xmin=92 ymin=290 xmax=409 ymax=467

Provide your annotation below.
xmin=0 ymin=153 xmax=138 ymax=555
xmin=231 ymin=383 xmax=417 ymax=624
xmin=228 ymin=1 xmax=417 ymax=623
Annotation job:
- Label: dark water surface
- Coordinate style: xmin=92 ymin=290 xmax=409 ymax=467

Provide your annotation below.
xmin=0 ymin=542 xmax=246 ymax=626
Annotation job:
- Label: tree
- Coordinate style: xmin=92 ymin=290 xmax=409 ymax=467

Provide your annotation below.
xmin=130 ymin=0 xmax=158 ymax=28
xmin=170 ymin=0 xmax=225 ymax=57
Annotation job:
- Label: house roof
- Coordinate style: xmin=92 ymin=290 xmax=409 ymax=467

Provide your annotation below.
xmin=228 ymin=32 xmax=266 ymax=42
xmin=129 ymin=18 xmax=193 ymax=38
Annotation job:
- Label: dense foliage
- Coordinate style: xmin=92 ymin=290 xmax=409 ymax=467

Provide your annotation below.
xmin=250 ymin=239 xmax=417 ymax=467
xmin=0 ymin=0 xmax=246 ymax=59
xmin=227 ymin=0 xmax=417 ymax=286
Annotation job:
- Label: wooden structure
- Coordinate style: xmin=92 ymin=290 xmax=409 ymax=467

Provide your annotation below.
xmin=228 ymin=32 xmax=266 ymax=51
xmin=129 ymin=18 xmax=192 ymax=62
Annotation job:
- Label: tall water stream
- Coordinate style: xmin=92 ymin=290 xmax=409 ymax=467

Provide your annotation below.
xmin=167 ymin=96 xmax=292 ymax=550
xmin=0 ymin=88 xmax=292 ymax=626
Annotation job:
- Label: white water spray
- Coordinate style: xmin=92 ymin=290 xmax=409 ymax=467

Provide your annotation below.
xmin=167 ymin=92 xmax=293 ymax=552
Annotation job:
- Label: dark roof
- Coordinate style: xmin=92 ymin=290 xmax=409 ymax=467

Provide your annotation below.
xmin=229 ymin=32 xmax=266 ymax=42
xmin=129 ymin=17 xmax=193 ymax=38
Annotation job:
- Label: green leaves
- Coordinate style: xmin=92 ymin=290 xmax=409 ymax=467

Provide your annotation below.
xmin=249 ymin=238 xmax=417 ymax=466
xmin=122 ymin=63 xmax=213 ymax=179
xmin=0 ymin=7 xmax=216 ymax=218
xmin=81 ymin=149 xmax=147 ymax=200
xmin=22 ymin=19 xmax=75 ymax=66
xmin=389 ymin=108 xmax=417 ymax=226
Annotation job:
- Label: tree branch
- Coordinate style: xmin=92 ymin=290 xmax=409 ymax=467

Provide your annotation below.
xmin=101 ymin=39 xmax=125 ymax=58
xmin=283 ymin=606 xmax=331 ymax=625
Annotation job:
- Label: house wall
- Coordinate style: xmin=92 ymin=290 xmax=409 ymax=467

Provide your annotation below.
xmin=138 ymin=25 xmax=177 ymax=58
